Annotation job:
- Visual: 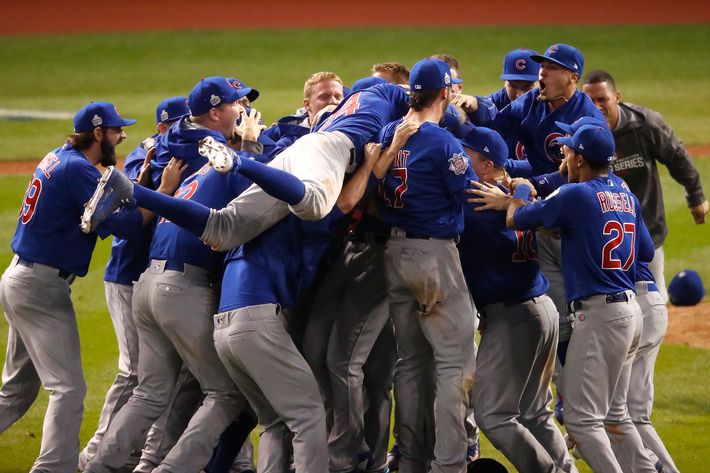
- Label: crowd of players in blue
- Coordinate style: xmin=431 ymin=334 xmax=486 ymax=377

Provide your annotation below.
xmin=1 ymin=41 xmax=707 ymax=473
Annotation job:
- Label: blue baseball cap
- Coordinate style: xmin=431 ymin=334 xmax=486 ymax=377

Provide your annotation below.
xmin=73 ymin=102 xmax=137 ymax=133
xmin=554 ymin=124 xmax=615 ymax=164
xmin=669 ymin=270 xmax=705 ymax=306
xmin=352 ymin=76 xmax=388 ymax=91
xmin=188 ymin=76 xmax=250 ymax=116
xmin=155 ymin=96 xmax=190 ymax=125
xmin=555 ymin=116 xmax=607 ymax=136
xmin=226 ymin=77 xmax=259 ymax=103
xmin=501 ymin=49 xmax=540 ymax=82
xmin=459 ymin=127 xmax=508 ymax=168
xmin=531 ymin=43 xmax=584 ymax=77
xmin=409 ymin=58 xmax=461 ymax=92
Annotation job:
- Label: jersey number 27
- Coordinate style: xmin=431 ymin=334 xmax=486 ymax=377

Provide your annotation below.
xmin=602 ymin=220 xmax=635 ymax=270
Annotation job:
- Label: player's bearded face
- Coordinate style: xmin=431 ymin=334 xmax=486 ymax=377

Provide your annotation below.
xmin=100 ymin=133 xmax=117 ymax=167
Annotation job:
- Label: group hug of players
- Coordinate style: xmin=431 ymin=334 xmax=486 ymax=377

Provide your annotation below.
xmin=2 ymin=41 xmax=706 ymax=473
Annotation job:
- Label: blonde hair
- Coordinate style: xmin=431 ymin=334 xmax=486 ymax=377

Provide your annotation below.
xmin=304 ymin=72 xmax=343 ymax=99
xmin=371 ymin=62 xmax=410 ymax=84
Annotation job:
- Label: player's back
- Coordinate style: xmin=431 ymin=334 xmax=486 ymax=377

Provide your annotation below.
xmin=315 ymin=83 xmax=409 ymax=151
xmin=150 ymin=163 xmax=252 ymax=274
xmin=552 ymin=176 xmax=650 ymax=301
xmin=378 ymin=121 xmax=475 ymax=239
xmin=11 ymin=144 xmax=104 ymax=276
xmin=460 ymin=201 xmax=547 ymax=307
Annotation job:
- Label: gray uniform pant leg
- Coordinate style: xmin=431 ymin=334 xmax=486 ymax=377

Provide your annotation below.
xmin=648 ymin=246 xmax=668 ymax=303
xmin=213 ymin=304 xmax=328 ymax=473
xmin=327 ymin=241 xmax=392 ymax=472
xmin=231 ymin=437 xmax=256 ymax=472
xmin=363 ymin=319 xmax=397 ymax=471
xmin=536 ymin=234 xmax=571 ymax=342
xmin=0 ymin=260 xmax=86 ymax=473
xmin=133 ymin=368 xmax=203 ymax=473
xmin=629 ymin=284 xmax=678 ymax=473
xmin=562 ymin=293 xmax=656 ymax=473
xmin=83 ymin=282 xmax=140 ymax=462
xmin=473 ymin=296 xmax=575 ymax=473
xmin=386 ymin=239 xmax=475 ymax=473
xmin=202 ymin=131 xmax=355 ymax=251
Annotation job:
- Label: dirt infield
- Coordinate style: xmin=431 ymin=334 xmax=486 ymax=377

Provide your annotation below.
xmin=667 ymin=302 xmax=710 ymax=349
xmin=1 ymin=0 xmax=709 ymax=36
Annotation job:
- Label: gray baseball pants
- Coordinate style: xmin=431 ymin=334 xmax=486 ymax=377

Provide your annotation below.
xmin=630 ymin=281 xmax=678 ymax=472
xmin=81 ymin=281 xmax=140 ymax=465
xmin=562 ymin=291 xmax=656 ymax=473
xmin=85 ymin=261 xmax=246 ymax=473
xmin=647 ymin=246 xmax=668 ymax=303
xmin=201 ymin=131 xmax=355 ymax=251
xmin=213 ymin=303 xmax=328 ymax=473
xmin=385 ymin=236 xmax=476 ymax=473
xmin=326 ymin=240 xmax=395 ymax=473
xmin=473 ymin=295 xmax=576 ymax=473
xmin=0 ymin=256 xmax=85 ymax=473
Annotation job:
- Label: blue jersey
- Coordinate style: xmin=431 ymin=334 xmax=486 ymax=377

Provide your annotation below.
xmin=150 ymin=117 xmax=219 ymax=187
xmin=459 ymin=200 xmax=548 ymax=308
xmin=378 ymin=121 xmax=477 ymax=239
xmin=636 ymin=261 xmax=655 ymax=283
xmin=315 ymin=83 xmax=409 ymax=152
xmin=513 ymin=174 xmax=654 ymax=301
xmin=11 ymin=143 xmax=141 ymax=277
xmin=219 ymin=207 xmax=346 ymax=312
xmin=104 ymin=137 xmax=157 ymax=285
xmin=487 ymin=87 xmax=528 ymax=161
xmin=149 ymin=162 xmax=253 ymax=275
xmin=262 ymin=113 xmax=310 ymax=159
xmin=492 ymin=89 xmax=605 ymax=176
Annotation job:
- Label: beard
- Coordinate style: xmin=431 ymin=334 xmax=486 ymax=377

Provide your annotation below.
xmin=99 ymin=134 xmax=117 ymax=167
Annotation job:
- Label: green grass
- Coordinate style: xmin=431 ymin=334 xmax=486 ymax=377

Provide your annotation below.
xmin=1 ymin=24 xmax=710 ymax=161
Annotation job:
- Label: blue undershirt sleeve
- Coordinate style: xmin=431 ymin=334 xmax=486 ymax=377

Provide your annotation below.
xmin=237 ymin=157 xmax=306 ymax=206
xmin=133 ymin=185 xmax=210 ymax=236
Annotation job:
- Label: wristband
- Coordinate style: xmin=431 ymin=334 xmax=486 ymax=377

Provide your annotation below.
xmin=512 ymin=184 xmax=532 ymax=201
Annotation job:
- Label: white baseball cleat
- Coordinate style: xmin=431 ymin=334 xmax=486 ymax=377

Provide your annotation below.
xmin=80 ymin=166 xmax=135 ymax=234
xmin=199 ymin=136 xmax=238 ymax=173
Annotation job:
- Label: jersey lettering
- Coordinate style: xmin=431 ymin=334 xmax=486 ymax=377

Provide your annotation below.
xmin=38 ymin=152 xmax=61 ymax=178
xmin=512 ymin=229 xmax=537 ymax=262
xmin=318 ymin=92 xmax=362 ymax=131
xmin=19 ymin=177 xmax=42 ymax=224
xmin=601 ymin=221 xmax=636 ymax=270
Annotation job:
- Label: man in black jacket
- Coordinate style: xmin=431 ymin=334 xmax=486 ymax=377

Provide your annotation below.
xmin=582 ymin=69 xmax=707 ymax=303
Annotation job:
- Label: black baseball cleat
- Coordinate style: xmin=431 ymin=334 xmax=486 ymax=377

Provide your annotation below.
xmin=80 ymin=166 xmax=135 ymax=234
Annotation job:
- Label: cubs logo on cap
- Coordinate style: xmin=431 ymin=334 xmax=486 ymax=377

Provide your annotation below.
xmin=531 ymin=43 xmax=585 ymax=77
xmin=501 ymin=48 xmax=540 ymax=82
xmin=226 ymin=77 xmax=260 ymax=102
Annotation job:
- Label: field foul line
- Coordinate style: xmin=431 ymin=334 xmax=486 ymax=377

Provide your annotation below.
xmin=0 ymin=108 xmax=74 ymax=120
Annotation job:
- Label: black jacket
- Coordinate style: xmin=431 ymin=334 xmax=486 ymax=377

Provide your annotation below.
xmin=611 ymin=102 xmax=705 ymax=247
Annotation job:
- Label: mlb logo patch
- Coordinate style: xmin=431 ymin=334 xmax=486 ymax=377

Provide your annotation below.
xmin=448 ymin=152 xmax=469 ymax=175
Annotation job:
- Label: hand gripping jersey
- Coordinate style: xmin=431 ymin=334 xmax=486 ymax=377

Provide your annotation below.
xmin=512 ymin=173 xmax=654 ymax=301
xmin=12 ymin=143 xmax=141 ymax=277
xmin=377 ymin=121 xmax=477 ymax=239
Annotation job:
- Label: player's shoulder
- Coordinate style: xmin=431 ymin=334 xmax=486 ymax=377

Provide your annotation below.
xmin=624 ymin=102 xmax=666 ymax=128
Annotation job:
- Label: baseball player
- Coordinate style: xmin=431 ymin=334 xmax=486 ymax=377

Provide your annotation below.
xmin=459 ymin=126 xmax=576 ymax=473
xmin=377 ymin=58 xmax=477 ymax=473
xmin=84 ymin=77 xmax=255 ymax=473
xmin=79 ymin=96 xmax=190 ymax=470
xmin=582 ymin=69 xmax=708 ymax=302
xmin=0 ymin=102 xmax=143 ymax=473
xmin=472 ymin=123 xmax=657 ymax=472
xmin=302 ymin=115 xmax=417 ymax=473
xmin=372 ymin=62 xmax=410 ymax=85
xmin=262 ymin=71 xmax=345 ymax=158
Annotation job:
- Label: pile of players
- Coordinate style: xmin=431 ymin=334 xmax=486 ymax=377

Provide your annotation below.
xmin=0 ymin=42 xmax=706 ymax=473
